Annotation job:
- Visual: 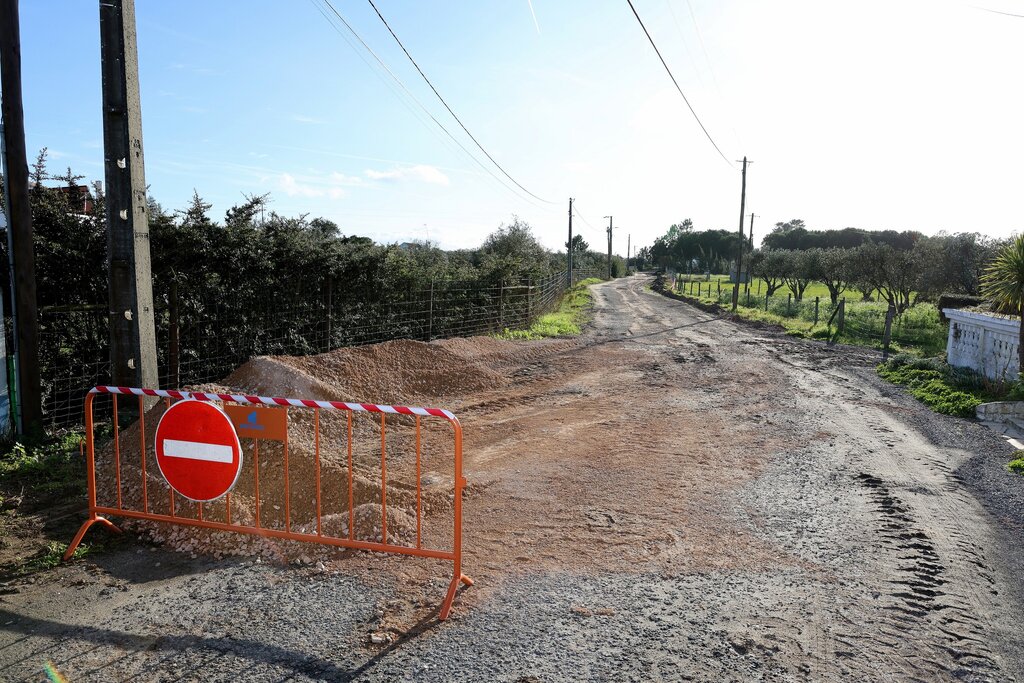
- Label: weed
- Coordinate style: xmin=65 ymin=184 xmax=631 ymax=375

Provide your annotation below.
xmin=0 ymin=431 xmax=86 ymax=509
xmin=1008 ymin=452 xmax=1024 ymax=475
xmin=877 ymin=359 xmax=987 ymax=418
xmin=497 ymin=279 xmax=599 ymax=340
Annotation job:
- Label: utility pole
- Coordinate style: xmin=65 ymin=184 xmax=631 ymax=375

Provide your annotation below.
xmin=733 ymin=157 xmax=751 ymax=310
xmin=0 ymin=0 xmax=42 ymax=433
xmin=604 ymin=215 xmax=613 ymax=279
xmin=101 ymin=0 xmax=158 ymax=398
xmin=745 ymin=212 xmax=756 ymax=292
xmin=567 ymin=197 xmax=573 ymax=287
xmin=626 ymin=233 xmax=631 ymax=274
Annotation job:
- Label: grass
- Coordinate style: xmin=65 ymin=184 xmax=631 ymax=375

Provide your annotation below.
xmin=498 ymin=278 xmax=602 ymax=340
xmin=875 ymin=354 xmax=1002 ymax=418
xmin=0 ymin=431 xmax=88 ymax=506
xmin=1007 ymin=450 xmax=1024 ymax=475
xmin=671 ymin=277 xmax=947 ymax=357
xmin=675 ymin=274 xmax=836 ymax=301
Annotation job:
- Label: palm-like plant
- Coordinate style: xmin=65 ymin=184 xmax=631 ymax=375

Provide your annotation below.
xmin=980 ymin=234 xmax=1024 ymax=371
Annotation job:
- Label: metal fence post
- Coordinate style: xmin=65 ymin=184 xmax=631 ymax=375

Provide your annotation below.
xmin=527 ymin=277 xmax=533 ymax=324
xmin=814 ymin=296 xmax=820 ymax=326
xmin=168 ymin=279 xmax=180 ymax=388
xmin=428 ymin=280 xmax=434 ymax=341
xmin=326 ymin=275 xmax=333 ymax=351
xmin=499 ymin=279 xmax=505 ymax=330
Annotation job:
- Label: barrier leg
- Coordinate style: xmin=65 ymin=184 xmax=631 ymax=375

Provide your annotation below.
xmin=439 ymin=564 xmax=474 ymax=621
xmin=63 ymin=515 xmax=122 ymax=561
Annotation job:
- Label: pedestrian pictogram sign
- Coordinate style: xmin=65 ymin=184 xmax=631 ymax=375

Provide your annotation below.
xmin=224 ymin=404 xmax=288 ymax=442
xmin=154 ymin=400 xmax=243 ymax=501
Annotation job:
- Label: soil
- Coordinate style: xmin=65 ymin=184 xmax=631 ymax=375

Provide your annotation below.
xmin=2 ymin=275 xmax=1023 ymax=682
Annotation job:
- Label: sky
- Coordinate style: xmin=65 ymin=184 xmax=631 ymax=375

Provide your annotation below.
xmin=14 ymin=0 xmax=1024 ymax=255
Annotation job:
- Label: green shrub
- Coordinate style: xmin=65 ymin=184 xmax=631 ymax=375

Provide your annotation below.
xmin=877 ymin=359 xmax=983 ymax=418
xmin=1008 ymin=455 xmax=1024 ymax=475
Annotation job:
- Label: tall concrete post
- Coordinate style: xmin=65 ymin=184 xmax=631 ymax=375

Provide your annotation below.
xmin=100 ymin=0 xmax=158 ymax=393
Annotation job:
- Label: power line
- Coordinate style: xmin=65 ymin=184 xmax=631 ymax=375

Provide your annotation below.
xmin=365 ymin=0 xmax=556 ymax=204
xmin=975 ymin=5 xmax=1024 ymax=18
xmin=312 ymin=0 xmax=549 ymax=209
xmin=625 ymin=0 xmax=733 ymax=168
xmin=570 ymin=202 xmax=605 ymax=238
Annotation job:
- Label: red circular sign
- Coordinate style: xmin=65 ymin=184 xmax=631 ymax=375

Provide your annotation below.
xmin=155 ymin=400 xmax=243 ymax=502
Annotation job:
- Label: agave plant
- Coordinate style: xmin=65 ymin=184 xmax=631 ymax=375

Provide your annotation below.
xmin=980 ymin=234 xmax=1024 ymax=370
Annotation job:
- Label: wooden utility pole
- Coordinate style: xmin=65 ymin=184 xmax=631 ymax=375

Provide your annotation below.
xmin=100 ymin=0 xmax=158 ymax=394
xmin=567 ymin=197 xmax=573 ymax=287
xmin=733 ymin=157 xmax=751 ymax=311
xmin=0 ymin=0 xmax=42 ymax=432
xmin=745 ymin=212 xmax=756 ymax=292
xmin=604 ymin=215 xmax=613 ymax=279
xmin=626 ymin=233 xmax=631 ymax=274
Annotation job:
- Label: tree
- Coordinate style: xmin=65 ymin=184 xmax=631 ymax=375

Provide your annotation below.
xmin=854 ymin=243 xmax=919 ymax=313
xmin=781 ymin=250 xmax=814 ymax=301
xmin=566 ymin=234 xmax=588 ymax=256
xmin=809 ymin=248 xmax=850 ymax=304
xmin=981 ymin=235 xmax=1024 ymax=372
xmin=751 ymin=249 xmax=788 ymax=296
xmin=914 ymin=232 xmax=1001 ymax=300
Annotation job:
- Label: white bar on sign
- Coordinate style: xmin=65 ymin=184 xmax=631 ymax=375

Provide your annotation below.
xmin=163 ymin=439 xmax=233 ymax=463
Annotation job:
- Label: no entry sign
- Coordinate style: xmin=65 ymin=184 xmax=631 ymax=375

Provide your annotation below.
xmin=154 ymin=400 xmax=243 ymax=502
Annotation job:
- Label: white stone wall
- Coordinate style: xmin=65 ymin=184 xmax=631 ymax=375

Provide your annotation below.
xmin=944 ymin=309 xmax=1020 ymax=380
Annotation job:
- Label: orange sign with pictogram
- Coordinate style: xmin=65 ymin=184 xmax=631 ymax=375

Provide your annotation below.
xmin=224 ymin=404 xmax=288 ymax=442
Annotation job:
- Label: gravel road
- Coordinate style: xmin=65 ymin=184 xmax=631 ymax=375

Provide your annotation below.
xmin=2 ymin=275 xmax=1023 ymax=682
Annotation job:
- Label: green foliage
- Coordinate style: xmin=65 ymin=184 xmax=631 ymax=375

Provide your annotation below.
xmin=1007 ymin=451 xmax=1024 ymax=475
xmin=498 ymin=278 xmax=599 ymax=340
xmin=877 ymin=358 xmax=984 ymax=417
xmin=981 ymin=234 xmax=1024 ymax=314
xmin=0 ymin=432 xmax=86 ymax=502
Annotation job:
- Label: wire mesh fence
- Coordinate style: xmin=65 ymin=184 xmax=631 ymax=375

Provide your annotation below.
xmin=672 ymin=276 xmax=947 ymax=354
xmin=37 ymin=269 xmax=604 ymax=428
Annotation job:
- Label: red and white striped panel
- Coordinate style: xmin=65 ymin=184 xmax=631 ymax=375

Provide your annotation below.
xmin=91 ymin=386 xmax=456 ymax=421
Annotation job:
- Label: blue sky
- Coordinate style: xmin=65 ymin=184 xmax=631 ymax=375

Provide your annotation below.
xmin=16 ymin=1 xmax=1024 ymax=253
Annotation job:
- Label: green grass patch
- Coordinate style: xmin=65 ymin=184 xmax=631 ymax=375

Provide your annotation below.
xmin=0 ymin=432 xmax=87 ymax=506
xmin=498 ymin=278 xmax=601 ymax=340
xmin=876 ymin=355 xmax=996 ymax=417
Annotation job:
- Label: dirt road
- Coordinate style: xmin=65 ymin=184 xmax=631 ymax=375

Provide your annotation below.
xmin=3 ymin=275 xmax=1023 ymax=681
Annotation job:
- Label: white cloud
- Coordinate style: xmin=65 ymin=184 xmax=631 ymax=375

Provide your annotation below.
xmin=276 ymin=170 xmax=362 ymax=199
xmin=291 ymin=114 xmax=326 ymax=125
xmin=364 ymin=164 xmax=450 ymax=186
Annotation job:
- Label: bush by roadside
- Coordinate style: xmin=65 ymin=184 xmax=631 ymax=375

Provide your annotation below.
xmin=874 ymin=354 xmax=1010 ymax=418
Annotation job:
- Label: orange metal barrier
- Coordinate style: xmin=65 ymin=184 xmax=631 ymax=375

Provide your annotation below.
xmin=65 ymin=386 xmax=473 ymax=620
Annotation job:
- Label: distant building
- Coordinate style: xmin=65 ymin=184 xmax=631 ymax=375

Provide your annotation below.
xmin=55 ymin=184 xmax=95 ymax=215
xmin=30 ymin=182 xmax=98 ymax=215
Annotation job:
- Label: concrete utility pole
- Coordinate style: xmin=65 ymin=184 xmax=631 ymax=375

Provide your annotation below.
xmin=626 ymin=234 xmax=631 ymax=274
xmin=100 ymin=0 xmax=158 ymax=395
xmin=604 ymin=215 xmax=613 ymax=279
xmin=567 ymin=197 xmax=573 ymax=287
xmin=733 ymin=157 xmax=751 ymax=310
xmin=0 ymin=0 xmax=42 ymax=432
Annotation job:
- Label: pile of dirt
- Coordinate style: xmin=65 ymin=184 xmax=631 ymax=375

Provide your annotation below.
xmin=229 ymin=339 xmax=507 ymax=405
xmin=92 ymin=338 xmax=498 ymax=561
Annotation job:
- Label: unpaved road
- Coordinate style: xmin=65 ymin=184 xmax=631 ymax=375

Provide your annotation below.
xmin=3 ymin=275 xmax=1024 ymax=681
